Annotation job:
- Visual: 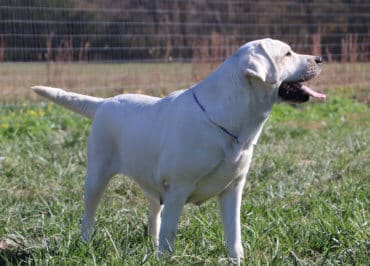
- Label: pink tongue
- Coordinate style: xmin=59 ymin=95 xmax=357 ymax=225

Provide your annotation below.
xmin=301 ymin=85 xmax=326 ymax=100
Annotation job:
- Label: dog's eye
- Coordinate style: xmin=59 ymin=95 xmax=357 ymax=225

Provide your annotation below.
xmin=285 ymin=51 xmax=292 ymax=57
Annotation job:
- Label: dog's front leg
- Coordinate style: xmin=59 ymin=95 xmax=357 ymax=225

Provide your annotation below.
xmin=218 ymin=176 xmax=246 ymax=264
xmin=158 ymin=186 xmax=189 ymax=255
xmin=148 ymin=199 xmax=163 ymax=246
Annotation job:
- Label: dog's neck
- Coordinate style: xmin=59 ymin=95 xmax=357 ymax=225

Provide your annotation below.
xmin=193 ymin=57 xmax=276 ymax=147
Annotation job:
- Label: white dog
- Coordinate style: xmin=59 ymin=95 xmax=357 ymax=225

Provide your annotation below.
xmin=32 ymin=38 xmax=325 ymax=264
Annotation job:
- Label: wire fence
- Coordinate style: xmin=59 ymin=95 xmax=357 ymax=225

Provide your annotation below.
xmin=1 ymin=0 xmax=369 ymax=63
xmin=0 ymin=0 xmax=369 ymax=99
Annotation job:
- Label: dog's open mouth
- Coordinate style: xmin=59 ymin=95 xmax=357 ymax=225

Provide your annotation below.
xmin=278 ymin=82 xmax=326 ymax=103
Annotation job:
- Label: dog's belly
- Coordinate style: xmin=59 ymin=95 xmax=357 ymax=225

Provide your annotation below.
xmin=187 ymin=148 xmax=253 ymax=205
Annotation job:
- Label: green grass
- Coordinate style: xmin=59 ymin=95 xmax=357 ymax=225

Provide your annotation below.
xmin=0 ymin=88 xmax=369 ymax=264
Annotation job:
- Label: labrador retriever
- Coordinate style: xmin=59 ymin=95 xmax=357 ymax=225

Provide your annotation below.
xmin=32 ymin=38 xmax=325 ymax=264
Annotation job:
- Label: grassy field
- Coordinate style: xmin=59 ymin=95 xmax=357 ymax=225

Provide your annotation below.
xmin=0 ymin=62 xmax=369 ymax=101
xmin=0 ymin=87 xmax=369 ymax=264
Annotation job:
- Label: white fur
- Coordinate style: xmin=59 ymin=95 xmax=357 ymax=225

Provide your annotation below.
xmin=32 ymin=38 xmax=321 ymax=264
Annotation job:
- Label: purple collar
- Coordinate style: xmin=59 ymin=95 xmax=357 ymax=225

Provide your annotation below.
xmin=192 ymin=89 xmax=239 ymax=143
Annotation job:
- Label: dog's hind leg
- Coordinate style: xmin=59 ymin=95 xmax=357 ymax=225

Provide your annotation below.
xmin=81 ymin=129 xmax=116 ymax=242
xmin=81 ymin=165 xmax=113 ymax=242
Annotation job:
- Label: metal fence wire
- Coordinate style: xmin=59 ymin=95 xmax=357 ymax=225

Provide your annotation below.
xmin=0 ymin=1 xmax=369 ymax=99
xmin=0 ymin=1 xmax=369 ymax=63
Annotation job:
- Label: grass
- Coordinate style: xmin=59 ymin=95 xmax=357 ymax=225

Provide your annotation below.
xmin=0 ymin=62 xmax=197 ymax=100
xmin=0 ymin=87 xmax=369 ymax=264
xmin=0 ymin=62 xmax=369 ymax=101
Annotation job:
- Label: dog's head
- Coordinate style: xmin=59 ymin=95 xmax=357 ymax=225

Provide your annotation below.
xmin=238 ymin=38 xmax=325 ymax=103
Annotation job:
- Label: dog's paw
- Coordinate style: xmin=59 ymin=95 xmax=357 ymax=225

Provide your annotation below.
xmin=157 ymin=243 xmax=175 ymax=258
xmin=81 ymin=219 xmax=95 ymax=243
xmin=81 ymin=228 xmax=93 ymax=243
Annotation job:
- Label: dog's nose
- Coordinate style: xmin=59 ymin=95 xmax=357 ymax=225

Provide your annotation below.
xmin=315 ymin=56 xmax=322 ymax=64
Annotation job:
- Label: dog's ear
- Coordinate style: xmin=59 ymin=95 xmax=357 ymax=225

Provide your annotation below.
xmin=244 ymin=43 xmax=278 ymax=85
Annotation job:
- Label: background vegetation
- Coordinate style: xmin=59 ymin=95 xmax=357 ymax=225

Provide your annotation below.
xmin=0 ymin=0 xmax=369 ymax=62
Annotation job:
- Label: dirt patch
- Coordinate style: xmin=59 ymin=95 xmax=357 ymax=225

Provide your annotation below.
xmin=280 ymin=120 xmax=327 ymax=131
xmin=0 ymin=238 xmax=33 ymax=265
xmin=302 ymin=121 xmax=328 ymax=130
xmin=353 ymin=87 xmax=370 ymax=104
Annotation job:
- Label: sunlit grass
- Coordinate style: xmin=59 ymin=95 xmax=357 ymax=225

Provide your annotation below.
xmin=0 ymin=62 xmax=369 ymax=101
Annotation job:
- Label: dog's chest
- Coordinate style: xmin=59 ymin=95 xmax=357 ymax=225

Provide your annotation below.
xmin=188 ymin=148 xmax=253 ymax=204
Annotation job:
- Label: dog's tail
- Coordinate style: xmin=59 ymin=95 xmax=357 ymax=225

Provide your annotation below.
xmin=31 ymin=86 xmax=104 ymax=119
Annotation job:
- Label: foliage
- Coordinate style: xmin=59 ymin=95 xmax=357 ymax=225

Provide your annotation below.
xmin=1 ymin=1 xmax=368 ymax=62
xmin=0 ymin=89 xmax=369 ymax=264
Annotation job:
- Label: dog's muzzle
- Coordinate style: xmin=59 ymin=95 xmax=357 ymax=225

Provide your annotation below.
xmin=278 ymin=57 xmax=325 ymax=103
